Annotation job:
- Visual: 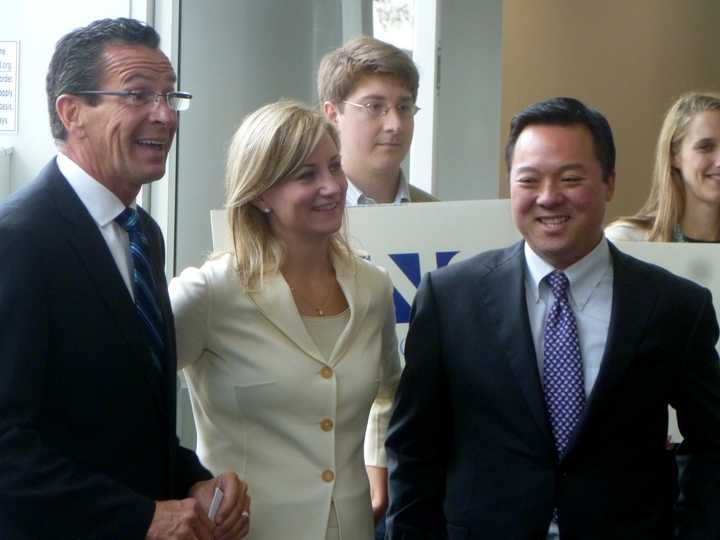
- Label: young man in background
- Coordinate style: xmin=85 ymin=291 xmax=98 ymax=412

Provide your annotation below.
xmin=318 ymin=36 xmax=437 ymax=206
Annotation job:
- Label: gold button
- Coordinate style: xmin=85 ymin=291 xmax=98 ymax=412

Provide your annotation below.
xmin=320 ymin=366 xmax=333 ymax=379
xmin=320 ymin=418 xmax=334 ymax=431
xmin=322 ymin=469 xmax=335 ymax=482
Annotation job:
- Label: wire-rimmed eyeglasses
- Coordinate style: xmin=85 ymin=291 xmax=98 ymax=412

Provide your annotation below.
xmin=343 ymin=100 xmax=420 ymax=119
xmin=71 ymin=90 xmax=192 ymax=112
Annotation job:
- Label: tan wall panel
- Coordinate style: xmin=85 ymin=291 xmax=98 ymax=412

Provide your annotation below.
xmin=499 ymin=0 xmax=720 ymax=221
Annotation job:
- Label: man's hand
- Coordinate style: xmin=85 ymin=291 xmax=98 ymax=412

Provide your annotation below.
xmin=146 ymin=498 xmax=215 ymax=540
xmin=367 ymin=465 xmax=388 ymax=525
xmin=190 ymin=472 xmax=251 ymax=540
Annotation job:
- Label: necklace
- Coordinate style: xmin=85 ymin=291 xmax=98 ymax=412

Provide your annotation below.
xmin=289 ymin=285 xmax=333 ymax=316
xmin=673 ymin=223 xmax=720 ymax=243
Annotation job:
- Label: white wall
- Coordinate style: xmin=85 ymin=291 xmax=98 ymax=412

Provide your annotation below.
xmin=0 ymin=0 xmax=133 ymax=194
xmin=173 ymin=0 xmax=344 ymax=271
xmin=435 ymin=0 xmax=502 ymax=200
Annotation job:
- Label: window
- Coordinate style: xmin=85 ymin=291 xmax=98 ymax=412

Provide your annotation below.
xmin=373 ymin=0 xmax=415 ymax=52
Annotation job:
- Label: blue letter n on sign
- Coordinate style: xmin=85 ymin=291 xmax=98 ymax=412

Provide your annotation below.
xmin=389 ymin=251 xmax=459 ymax=323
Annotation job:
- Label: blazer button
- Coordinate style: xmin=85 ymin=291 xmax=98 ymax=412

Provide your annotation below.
xmin=320 ymin=366 xmax=333 ymax=379
xmin=321 ymin=418 xmax=334 ymax=431
xmin=322 ymin=469 xmax=335 ymax=482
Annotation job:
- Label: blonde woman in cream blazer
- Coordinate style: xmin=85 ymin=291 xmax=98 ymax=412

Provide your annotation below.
xmin=171 ymin=253 xmax=399 ymax=540
xmin=170 ymin=101 xmax=402 ymax=540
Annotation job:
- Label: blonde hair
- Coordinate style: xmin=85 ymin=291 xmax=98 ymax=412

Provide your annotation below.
xmin=610 ymin=91 xmax=720 ymax=240
xmin=317 ymin=35 xmax=419 ymax=104
xmin=224 ymin=100 xmax=353 ymax=289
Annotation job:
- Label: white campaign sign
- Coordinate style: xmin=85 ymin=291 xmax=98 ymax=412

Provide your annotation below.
xmin=0 ymin=41 xmax=19 ymax=132
xmin=211 ymin=200 xmax=720 ymax=442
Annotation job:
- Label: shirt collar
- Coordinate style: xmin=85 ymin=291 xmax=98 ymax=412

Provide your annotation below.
xmin=395 ymin=169 xmax=411 ymax=203
xmin=345 ymin=169 xmax=411 ymax=206
xmin=56 ymin=153 xmax=131 ymax=226
xmin=524 ymin=237 xmax=612 ymax=311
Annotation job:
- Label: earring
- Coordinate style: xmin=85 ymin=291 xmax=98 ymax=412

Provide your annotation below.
xmin=262 ymin=207 xmax=272 ymax=214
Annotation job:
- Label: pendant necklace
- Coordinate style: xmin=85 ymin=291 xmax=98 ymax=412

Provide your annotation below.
xmin=290 ymin=284 xmax=333 ymax=316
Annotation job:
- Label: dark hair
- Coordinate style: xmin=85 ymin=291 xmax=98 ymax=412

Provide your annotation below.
xmin=46 ymin=18 xmax=161 ymax=140
xmin=505 ymin=97 xmax=616 ymax=181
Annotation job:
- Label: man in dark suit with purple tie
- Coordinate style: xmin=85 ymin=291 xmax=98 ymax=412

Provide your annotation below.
xmin=385 ymin=97 xmax=720 ymax=539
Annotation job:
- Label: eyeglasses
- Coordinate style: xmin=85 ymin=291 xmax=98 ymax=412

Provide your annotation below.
xmin=343 ymin=100 xmax=420 ymax=119
xmin=71 ymin=90 xmax=192 ymax=112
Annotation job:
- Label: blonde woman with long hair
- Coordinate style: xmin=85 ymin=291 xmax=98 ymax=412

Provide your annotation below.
xmin=170 ymin=101 xmax=401 ymax=540
xmin=606 ymin=92 xmax=720 ymax=242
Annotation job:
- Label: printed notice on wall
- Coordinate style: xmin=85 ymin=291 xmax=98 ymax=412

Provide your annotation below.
xmin=0 ymin=41 xmax=19 ymax=132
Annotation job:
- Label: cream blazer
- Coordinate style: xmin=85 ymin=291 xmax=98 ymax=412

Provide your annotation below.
xmin=604 ymin=222 xmax=651 ymax=242
xmin=169 ymin=253 xmax=402 ymax=540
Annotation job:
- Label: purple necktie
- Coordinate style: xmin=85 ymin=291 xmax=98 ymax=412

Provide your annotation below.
xmin=543 ymin=271 xmax=585 ymax=460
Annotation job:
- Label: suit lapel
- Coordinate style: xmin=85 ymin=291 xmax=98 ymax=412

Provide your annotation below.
xmin=482 ymin=243 xmax=553 ymax=445
xmin=138 ymin=208 xmax=176 ymax=420
xmin=579 ymin=246 xmax=657 ymax=433
xmin=47 ymin=165 xmax=167 ymax=413
xmin=249 ymin=272 xmax=326 ymax=364
xmin=139 ymin=209 xmax=175 ymax=365
xmin=328 ymin=259 xmax=368 ymax=366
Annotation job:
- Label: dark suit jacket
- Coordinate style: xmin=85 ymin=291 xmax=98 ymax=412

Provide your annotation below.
xmin=408 ymin=184 xmax=438 ymax=203
xmin=385 ymin=241 xmax=720 ymax=540
xmin=0 ymin=159 xmax=211 ymax=539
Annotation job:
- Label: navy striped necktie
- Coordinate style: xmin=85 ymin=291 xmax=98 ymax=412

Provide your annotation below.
xmin=115 ymin=207 xmax=165 ymax=373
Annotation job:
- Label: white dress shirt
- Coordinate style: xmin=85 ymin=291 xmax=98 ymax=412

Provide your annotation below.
xmin=56 ymin=153 xmax=135 ymax=299
xmin=524 ymin=239 xmax=613 ymax=538
xmin=345 ymin=169 xmax=411 ymax=206
xmin=523 ymin=238 xmax=614 ymax=397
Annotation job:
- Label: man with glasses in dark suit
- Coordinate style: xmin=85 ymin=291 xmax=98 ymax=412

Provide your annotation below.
xmin=0 ymin=18 xmax=249 ymax=539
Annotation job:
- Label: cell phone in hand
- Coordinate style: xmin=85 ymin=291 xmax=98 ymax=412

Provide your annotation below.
xmin=208 ymin=486 xmax=224 ymax=521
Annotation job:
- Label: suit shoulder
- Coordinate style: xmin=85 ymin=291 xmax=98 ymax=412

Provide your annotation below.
xmin=0 ymin=186 xmax=59 ymax=247
xmin=351 ymin=255 xmax=393 ymax=290
xmin=613 ymin=246 xmax=709 ymax=299
xmin=0 ymin=159 xmax=74 ymax=231
xmin=185 ymin=252 xmax=236 ymax=283
xmin=0 ymin=174 xmax=53 ymax=224
xmin=171 ymin=253 xmax=241 ymax=310
xmin=137 ymin=205 xmax=161 ymax=227
xmin=0 ymin=181 xmax=58 ymax=281
xmin=137 ymin=205 xmax=166 ymax=247
xmin=429 ymin=243 xmax=522 ymax=287
xmin=408 ymin=184 xmax=439 ymax=202
xmin=605 ymin=221 xmax=651 ymax=242
xmin=355 ymin=254 xmax=388 ymax=275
